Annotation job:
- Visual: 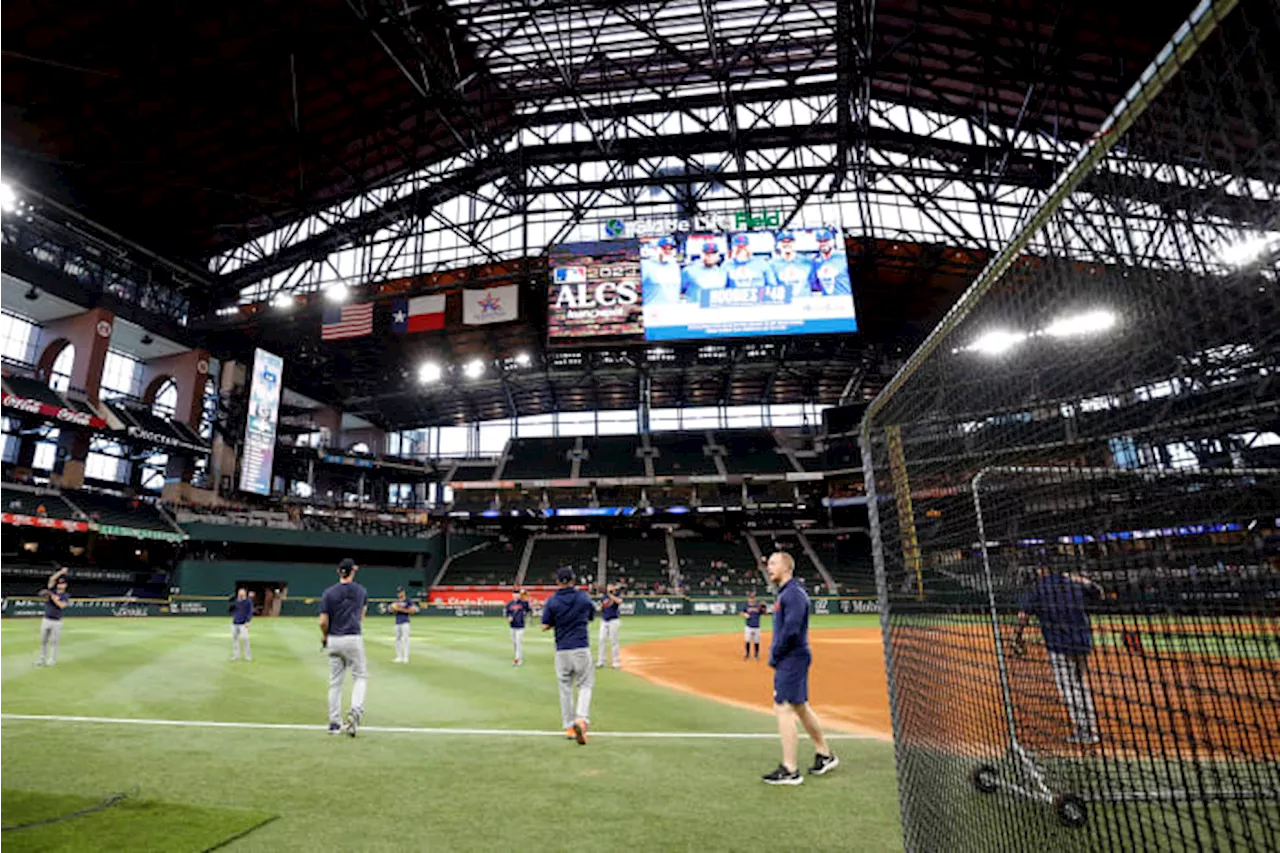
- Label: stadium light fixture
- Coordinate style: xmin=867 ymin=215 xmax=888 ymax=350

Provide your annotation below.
xmin=271 ymin=292 xmax=294 ymax=310
xmin=0 ymin=181 xmax=17 ymax=213
xmin=418 ymin=362 xmax=443 ymax=384
xmin=464 ymin=358 xmax=485 ymax=379
xmin=968 ymin=329 xmax=1026 ymax=356
xmin=1044 ymin=309 xmax=1116 ymax=338
xmin=324 ymin=283 xmax=349 ymax=303
xmin=1218 ymin=234 xmax=1279 ymax=268
xmin=514 ymin=351 xmax=532 ymax=367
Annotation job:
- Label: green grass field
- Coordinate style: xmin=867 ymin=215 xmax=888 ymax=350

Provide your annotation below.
xmin=1 ymin=614 xmax=902 ymax=852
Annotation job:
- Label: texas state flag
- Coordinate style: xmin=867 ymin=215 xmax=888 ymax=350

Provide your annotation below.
xmin=391 ymin=295 xmax=446 ymax=334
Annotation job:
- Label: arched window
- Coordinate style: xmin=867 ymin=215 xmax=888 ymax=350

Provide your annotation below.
xmin=348 ymin=441 xmax=371 ymax=455
xmin=49 ymin=345 xmax=75 ymax=393
xmin=151 ymin=378 xmax=178 ymax=419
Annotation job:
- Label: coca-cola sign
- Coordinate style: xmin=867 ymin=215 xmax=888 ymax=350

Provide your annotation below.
xmin=1 ymin=393 xmax=106 ymax=429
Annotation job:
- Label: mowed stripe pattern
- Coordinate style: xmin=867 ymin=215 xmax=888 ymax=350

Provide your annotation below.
xmin=321 ymin=302 xmax=374 ymax=339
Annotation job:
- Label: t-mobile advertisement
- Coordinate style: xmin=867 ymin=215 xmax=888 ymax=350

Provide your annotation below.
xmin=547 ymin=241 xmax=644 ymax=346
xmin=238 ymin=348 xmax=284 ymax=496
xmin=640 ymin=228 xmax=857 ymax=341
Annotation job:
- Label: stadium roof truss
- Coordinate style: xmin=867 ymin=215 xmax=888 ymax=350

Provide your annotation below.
xmin=210 ymin=0 xmax=1251 ymax=306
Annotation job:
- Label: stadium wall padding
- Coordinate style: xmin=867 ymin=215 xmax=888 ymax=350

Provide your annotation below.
xmin=173 ymin=560 xmax=424 ymax=598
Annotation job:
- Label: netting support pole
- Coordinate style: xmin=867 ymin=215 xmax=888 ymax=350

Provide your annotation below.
xmin=884 ymin=424 xmax=923 ymax=600
xmin=971 ymin=469 xmax=1021 ymax=749
xmin=860 ymin=419 xmax=914 ymax=848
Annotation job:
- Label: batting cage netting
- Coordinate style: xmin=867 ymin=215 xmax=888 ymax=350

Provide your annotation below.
xmin=859 ymin=0 xmax=1279 ymax=850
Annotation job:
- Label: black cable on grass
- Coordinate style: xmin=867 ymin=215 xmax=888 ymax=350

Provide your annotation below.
xmin=1 ymin=790 xmax=131 ymax=831
xmin=200 ymin=814 xmax=279 ymax=852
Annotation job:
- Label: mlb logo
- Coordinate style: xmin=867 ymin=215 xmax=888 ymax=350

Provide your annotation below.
xmin=554 ymin=267 xmax=587 ymax=284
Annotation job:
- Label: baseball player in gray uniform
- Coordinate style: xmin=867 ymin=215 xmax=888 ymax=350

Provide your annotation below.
xmin=319 ymin=558 xmax=369 ymax=736
xmin=541 ymin=567 xmax=596 ymax=744
xmin=39 ymin=567 xmax=71 ymax=666
xmin=390 ymin=587 xmax=418 ymax=663
xmin=230 ymin=588 xmax=253 ymax=661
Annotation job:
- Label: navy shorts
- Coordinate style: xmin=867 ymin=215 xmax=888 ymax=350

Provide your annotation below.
xmin=772 ymin=653 xmax=811 ymax=705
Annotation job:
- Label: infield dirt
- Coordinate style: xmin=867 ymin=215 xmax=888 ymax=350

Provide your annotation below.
xmin=624 ymin=627 xmax=893 ymax=739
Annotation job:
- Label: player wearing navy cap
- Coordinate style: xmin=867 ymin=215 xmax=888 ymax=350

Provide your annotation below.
xmin=741 ymin=591 xmax=767 ymax=661
xmin=725 ymin=234 xmax=778 ymax=289
xmin=681 ymin=241 xmax=728 ymax=302
xmin=541 ymin=567 xmax=595 ymax=744
xmin=1012 ymin=567 xmax=1103 ymax=744
xmin=390 ymin=587 xmax=418 ymax=664
xmin=320 ymin=558 xmax=369 ymax=736
xmin=642 ymin=236 xmax=685 ymax=305
xmin=38 ymin=567 xmax=70 ymax=666
xmin=230 ymin=587 xmax=253 ymax=662
xmin=506 ymin=588 xmax=532 ymax=666
xmin=762 ymin=552 xmax=837 ymax=785
xmin=810 ymin=229 xmax=851 ymax=296
xmin=596 ymin=584 xmax=623 ymax=669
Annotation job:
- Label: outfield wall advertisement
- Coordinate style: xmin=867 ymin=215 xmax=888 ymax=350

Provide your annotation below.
xmin=2 ymin=595 xmax=878 ymax=618
xmin=548 ymin=225 xmax=856 ymax=345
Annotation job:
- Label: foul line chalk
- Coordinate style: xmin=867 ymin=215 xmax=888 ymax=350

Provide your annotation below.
xmin=0 ymin=713 xmax=875 ymax=740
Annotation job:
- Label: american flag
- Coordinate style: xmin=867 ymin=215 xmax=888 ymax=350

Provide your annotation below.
xmin=321 ymin=302 xmax=373 ymax=340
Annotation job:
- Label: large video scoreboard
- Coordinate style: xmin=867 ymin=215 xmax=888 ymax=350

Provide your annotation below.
xmin=547 ymin=225 xmax=857 ymax=346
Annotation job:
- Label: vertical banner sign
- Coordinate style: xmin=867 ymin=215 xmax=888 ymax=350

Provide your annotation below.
xmin=238 ymin=348 xmax=284 ymax=495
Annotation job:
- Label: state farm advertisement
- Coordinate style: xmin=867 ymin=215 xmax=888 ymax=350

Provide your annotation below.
xmin=428 ymin=585 xmax=561 ymax=606
xmin=547 ymin=240 xmax=644 ymax=346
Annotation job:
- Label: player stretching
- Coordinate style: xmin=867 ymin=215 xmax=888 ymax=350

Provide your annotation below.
xmin=390 ymin=587 xmax=418 ymax=663
xmin=541 ymin=567 xmax=595 ymax=744
xmin=742 ymin=591 xmax=766 ymax=661
xmin=320 ymin=559 xmax=368 ymax=737
xmin=506 ymin=589 xmax=532 ymax=666
xmin=1012 ymin=567 xmax=1102 ymax=745
xmin=230 ymin=588 xmax=253 ymax=662
xmin=596 ymin=584 xmax=622 ymax=669
xmin=38 ymin=567 xmax=70 ymax=666
xmin=762 ymin=552 xmax=837 ymax=785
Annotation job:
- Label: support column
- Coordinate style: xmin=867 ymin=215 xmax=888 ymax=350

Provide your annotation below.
xmin=37 ymin=308 xmax=115 ymax=404
xmin=36 ymin=308 xmax=115 ymax=489
xmin=343 ymin=425 xmax=386 ymax=455
xmin=310 ymin=406 xmax=342 ymax=447
xmin=209 ymin=360 xmax=246 ymax=497
xmin=142 ymin=349 xmax=214 ymax=486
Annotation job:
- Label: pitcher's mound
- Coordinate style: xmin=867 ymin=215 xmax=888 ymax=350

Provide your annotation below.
xmin=624 ymin=628 xmax=892 ymax=740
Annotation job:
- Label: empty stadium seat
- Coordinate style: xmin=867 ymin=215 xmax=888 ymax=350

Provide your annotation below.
xmin=674 ymin=536 xmax=761 ymax=595
xmin=605 ymin=533 xmax=670 ymax=593
xmin=807 ymin=533 xmax=875 ymax=596
xmin=580 ymin=436 xmax=644 ymax=478
xmin=650 ymin=432 xmax=718 ymax=476
xmin=67 ymin=491 xmax=174 ymax=532
xmin=502 ymin=437 xmax=576 ymax=479
xmin=524 ymin=536 xmax=599 ymax=586
xmin=717 ymin=430 xmax=792 ymax=475
xmin=442 ymin=537 xmax=524 ymax=585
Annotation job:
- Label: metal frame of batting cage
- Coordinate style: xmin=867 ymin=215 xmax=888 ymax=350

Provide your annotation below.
xmin=856 ymin=0 xmax=1253 ymax=845
xmin=968 ymin=465 xmax=1280 ymax=829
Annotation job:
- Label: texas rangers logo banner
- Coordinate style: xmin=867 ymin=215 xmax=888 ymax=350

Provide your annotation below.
xmin=462 ymin=284 xmax=519 ymax=326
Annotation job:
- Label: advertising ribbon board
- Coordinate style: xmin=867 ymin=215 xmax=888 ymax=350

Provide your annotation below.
xmin=2 ymin=393 xmax=107 ymax=429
